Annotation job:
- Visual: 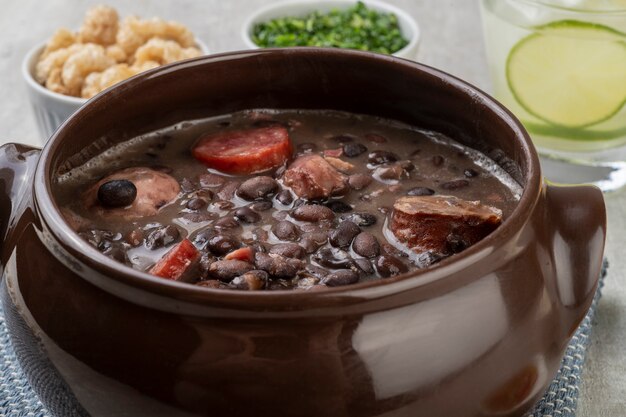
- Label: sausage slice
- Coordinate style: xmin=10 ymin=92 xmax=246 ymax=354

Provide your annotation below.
xmin=389 ymin=195 xmax=502 ymax=257
xmin=192 ymin=126 xmax=293 ymax=174
xmin=283 ymin=154 xmax=347 ymax=200
xmin=150 ymin=239 xmax=200 ymax=281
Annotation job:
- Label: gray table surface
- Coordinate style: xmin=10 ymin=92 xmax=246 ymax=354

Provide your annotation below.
xmin=1 ymin=0 xmax=625 ymax=415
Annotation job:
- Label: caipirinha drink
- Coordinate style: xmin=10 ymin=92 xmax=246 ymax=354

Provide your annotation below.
xmin=481 ymin=0 xmax=626 ymax=189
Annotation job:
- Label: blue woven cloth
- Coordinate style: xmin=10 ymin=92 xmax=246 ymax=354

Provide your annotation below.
xmin=0 ymin=264 xmax=607 ymax=417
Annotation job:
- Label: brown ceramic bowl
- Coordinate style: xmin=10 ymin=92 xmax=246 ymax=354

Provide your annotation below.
xmin=0 ymin=48 xmax=606 ymax=417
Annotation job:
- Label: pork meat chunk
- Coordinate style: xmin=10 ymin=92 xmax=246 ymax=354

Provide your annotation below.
xmin=283 ymin=154 xmax=347 ymax=200
xmin=84 ymin=167 xmax=180 ymax=218
xmin=389 ymin=195 xmax=502 ymax=257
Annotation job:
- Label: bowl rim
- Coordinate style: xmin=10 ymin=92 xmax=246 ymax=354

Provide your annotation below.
xmin=240 ymin=0 xmax=420 ymax=58
xmin=21 ymin=38 xmax=211 ymax=105
xmin=34 ymin=48 xmax=541 ymax=312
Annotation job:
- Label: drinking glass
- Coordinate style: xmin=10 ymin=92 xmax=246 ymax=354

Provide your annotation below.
xmin=480 ymin=0 xmax=626 ymax=191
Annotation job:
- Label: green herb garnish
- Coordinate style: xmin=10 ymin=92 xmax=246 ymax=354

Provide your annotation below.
xmin=252 ymin=1 xmax=409 ymax=54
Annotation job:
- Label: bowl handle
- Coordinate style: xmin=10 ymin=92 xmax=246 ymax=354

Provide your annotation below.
xmin=0 ymin=143 xmax=41 ymax=279
xmin=544 ymin=182 xmax=606 ymax=335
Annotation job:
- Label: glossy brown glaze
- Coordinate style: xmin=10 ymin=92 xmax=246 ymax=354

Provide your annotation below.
xmin=0 ymin=48 xmax=606 ymax=417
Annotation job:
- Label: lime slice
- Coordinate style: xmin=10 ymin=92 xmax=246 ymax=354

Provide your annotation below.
xmin=506 ymin=20 xmax=626 ymax=128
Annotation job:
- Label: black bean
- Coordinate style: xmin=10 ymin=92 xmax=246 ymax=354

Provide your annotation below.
xmin=236 ymin=176 xmax=279 ymax=201
xmin=312 ymin=248 xmax=352 ymax=269
xmin=341 ymin=212 xmax=377 ymax=227
xmin=275 ymin=190 xmax=293 ymax=206
xmin=352 ymin=232 xmax=380 ymax=258
xmin=213 ymin=201 xmax=234 ymax=211
xmin=208 ymin=260 xmax=254 ymax=282
xmin=180 ymin=178 xmax=196 ymax=193
xmin=329 ymin=221 xmax=361 ymax=248
xmin=368 ymin=150 xmax=398 ymax=165
xmin=432 ymin=155 xmax=444 ymax=167
xmin=255 ymin=252 xmax=303 ymax=279
xmin=250 ymin=201 xmax=273 ymax=211
xmin=292 ymin=198 xmax=307 ymax=208
xmin=440 ymin=179 xmax=470 ymax=190
xmin=192 ymin=228 xmax=216 ymax=249
xmin=325 ymin=200 xmax=352 ymax=213
xmin=214 ymin=216 xmax=241 ymax=230
xmin=300 ymin=238 xmax=321 ymax=254
xmin=353 ymin=258 xmax=375 ymax=275
xmin=250 ymin=229 xmax=268 ymax=246
xmin=272 ymin=221 xmax=301 ymax=241
xmin=464 ymin=169 xmax=479 ymax=178
xmin=231 ymin=270 xmax=268 ymax=290
xmin=446 ymin=234 xmax=469 ymax=254
xmin=198 ymin=253 xmax=215 ymax=280
xmin=291 ymin=204 xmax=335 ymax=222
xmin=186 ymin=197 xmax=207 ymax=210
xmin=269 ymin=243 xmax=305 ymax=259
xmin=216 ymin=181 xmax=239 ymax=200
xmin=304 ymin=230 xmax=329 ymax=244
xmin=103 ymin=246 xmax=127 ymax=263
xmin=407 ymin=187 xmax=435 ymax=196
xmin=343 ymin=143 xmax=368 ymax=157
xmin=97 ymin=180 xmax=137 ymax=208
xmin=145 ymin=225 xmax=180 ymax=250
xmin=375 ymin=255 xmax=408 ymax=278
xmin=348 ymin=174 xmax=372 ymax=190
xmin=208 ymin=235 xmax=239 ymax=255
xmin=234 ymin=207 xmax=261 ymax=223
xmin=322 ymin=270 xmax=359 ymax=287
xmin=304 ymin=265 xmax=329 ymax=279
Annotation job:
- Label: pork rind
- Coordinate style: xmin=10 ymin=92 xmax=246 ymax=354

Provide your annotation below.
xmin=62 ymin=43 xmax=115 ymax=94
xmin=134 ymin=38 xmax=201 ymax=66
xmin=116 ymin=16 xmax=196 ymax=56
xmin=35 ymin=5 xmax=202 ymax=98
xmin=81 ymin=63 xmax=135 ymax=98
xmin=41 ymin=28 xmax=77 ymax=58
xmin=79 ymin=5 xmax=119 ymax=46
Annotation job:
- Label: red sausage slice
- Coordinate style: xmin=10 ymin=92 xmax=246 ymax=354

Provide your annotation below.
xmin=192 ymin=126 xmax=293 ymax=175
xmin=224 ymin=247 xmax=255 ymax=262
xmin=149 ymin=239 xmax=200 ymax=280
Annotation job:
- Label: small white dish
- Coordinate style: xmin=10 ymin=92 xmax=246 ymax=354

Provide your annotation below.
xmin=22 ymin=39 xmax=209 ymax=141
xmin=242 ymin=0 xmax=420 ymax=60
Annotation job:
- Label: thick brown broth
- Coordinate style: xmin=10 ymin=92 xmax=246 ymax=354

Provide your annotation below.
xmin=55 ymin=109 xmax=522 ymax=290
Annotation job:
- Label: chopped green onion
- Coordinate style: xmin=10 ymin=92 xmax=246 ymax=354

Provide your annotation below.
xmin=252 ymin=1 xmax=409 ymax=54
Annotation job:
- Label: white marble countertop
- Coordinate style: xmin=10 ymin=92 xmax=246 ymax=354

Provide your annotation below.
xmin=1 ymin=0 xmax=625 ymax=415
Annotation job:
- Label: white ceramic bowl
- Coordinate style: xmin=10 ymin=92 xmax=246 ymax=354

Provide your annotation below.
xmin=22 ymin=39 xmax=209 ymax=141
xmin=242 ymin=0 xmax=420 ymax=60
